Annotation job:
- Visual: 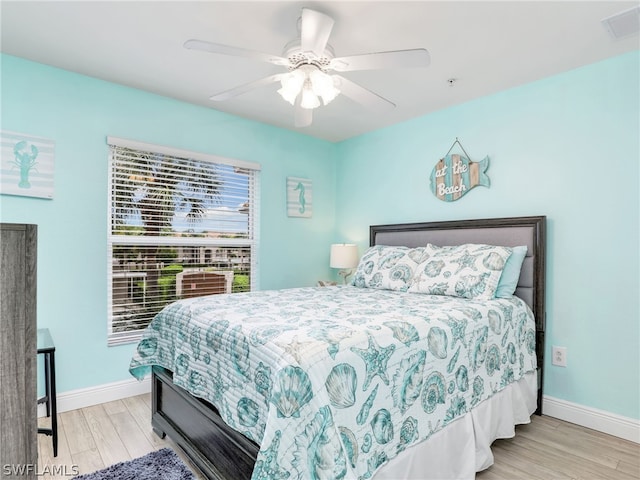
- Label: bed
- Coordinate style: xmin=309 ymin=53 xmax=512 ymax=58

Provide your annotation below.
xmin=129 ymin=215 xmax=545 ymax=480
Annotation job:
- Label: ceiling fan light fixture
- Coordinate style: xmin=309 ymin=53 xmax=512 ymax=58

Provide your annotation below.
xmin=309 ymin=69 xmax=340 ymax=105
xmin=300 ymin=83 xmax=321 ymax=109
xmin=278 ymin=65 xmax=339 ymax=109
xmin=277 ymin=70 xmax=305 ymax=105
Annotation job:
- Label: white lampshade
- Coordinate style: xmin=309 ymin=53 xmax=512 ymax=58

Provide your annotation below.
xmin=330 ymin=244 xmax=359 ymax=269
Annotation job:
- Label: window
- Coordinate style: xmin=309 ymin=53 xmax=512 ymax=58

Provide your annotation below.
xmin=107 ymin=137 xmax=260 ymax=345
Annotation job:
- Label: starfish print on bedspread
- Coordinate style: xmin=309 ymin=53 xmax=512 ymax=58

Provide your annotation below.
xmin=451 ymin=251 xmax=481 ymax=273
xmin=275 ymin=335 xmax=317 ymax=364
xmin=351 ymin=334 xmax=396 ymax=391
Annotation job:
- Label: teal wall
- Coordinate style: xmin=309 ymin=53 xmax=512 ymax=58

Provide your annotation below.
xmin=2 ymin=51 xmax=638 ymax=421
xmin=334 ymin=51 xmax=640 ymax=420
xmin=0 ymin=54 xmax=337 ymax=393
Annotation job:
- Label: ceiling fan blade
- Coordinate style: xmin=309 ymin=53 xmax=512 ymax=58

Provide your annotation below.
xmin=329 ymin=48 xmax=430 ymax=72
xmin=184 ymin=39 xmax=289 ymax=67
xmin=300 ymin=8 xmax=335 ymax=57
xmin=333 ymin=75 xmax=395 ymax=112
xmin=294 ymin=99 xmax=313 ymax=128
xmin=210 ymin=74 xmax=284 ymax=101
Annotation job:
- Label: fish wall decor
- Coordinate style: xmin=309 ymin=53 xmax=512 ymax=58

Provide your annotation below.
xmin=429 ymin=153 xmax=490 ymax=202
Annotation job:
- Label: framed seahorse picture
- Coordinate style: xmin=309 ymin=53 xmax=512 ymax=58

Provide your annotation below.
xmin=286 ymin=177 xmax=312 ymax=218
xmin=1 ymin=131 xmax=55 ymax=199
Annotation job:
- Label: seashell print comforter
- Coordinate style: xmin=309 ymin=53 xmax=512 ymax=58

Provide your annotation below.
xmin=129 ymin=286 xmax=537 ymax=480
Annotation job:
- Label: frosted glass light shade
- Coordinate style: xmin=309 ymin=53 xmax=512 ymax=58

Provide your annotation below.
xmin=300 ymin=85 xmax=321 ymax=109
xmin=277 ymin=70 xmax=305 ymax=105
xmin=310 ymin=69 xmax=340 ymax=105
xmin=330 ymin=244 xmax=359 ymax=269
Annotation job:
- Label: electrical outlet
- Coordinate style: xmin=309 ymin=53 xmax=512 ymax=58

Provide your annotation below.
xmin=552 ymin=346 xmax=567 ymax=367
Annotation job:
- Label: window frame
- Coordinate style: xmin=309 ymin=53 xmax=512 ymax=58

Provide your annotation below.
xmin=106 ymin=136 xmax=260 ymax=346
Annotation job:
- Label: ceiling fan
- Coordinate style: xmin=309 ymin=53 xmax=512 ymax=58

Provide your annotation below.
xmin=184 ymin=7 xmax=430 ymax=127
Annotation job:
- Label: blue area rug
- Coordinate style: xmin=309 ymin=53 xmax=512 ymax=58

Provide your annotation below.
xmin=75 ymin=448 xmax=195 ymax=480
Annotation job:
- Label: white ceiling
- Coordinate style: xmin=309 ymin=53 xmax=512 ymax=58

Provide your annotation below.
xmin=1 ymin=1 xmax=638 ymax=142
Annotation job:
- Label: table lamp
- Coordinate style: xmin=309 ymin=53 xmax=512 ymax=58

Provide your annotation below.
xmin=330 ymin=244 xmax=358 ymax=284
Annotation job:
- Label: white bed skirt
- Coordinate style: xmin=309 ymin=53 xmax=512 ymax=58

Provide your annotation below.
xmin=375 ymin=371 xmax=538 ymax=480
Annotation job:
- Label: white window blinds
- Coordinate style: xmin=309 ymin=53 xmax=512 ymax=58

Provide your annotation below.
xmin=107 ymin=137 xmax=260 ymax=345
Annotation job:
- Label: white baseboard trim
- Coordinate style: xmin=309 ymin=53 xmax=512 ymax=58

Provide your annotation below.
xmin=543 ymin=395 xmax=640 ymax=443
xmin=38 ymin=377 xmax=151 ymax=417
xmin=37 ymin=381 xmax=639 ymax=444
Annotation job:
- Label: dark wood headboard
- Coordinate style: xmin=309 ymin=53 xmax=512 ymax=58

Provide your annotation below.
xmin=370 ymin=215 xmax=546 ymax=414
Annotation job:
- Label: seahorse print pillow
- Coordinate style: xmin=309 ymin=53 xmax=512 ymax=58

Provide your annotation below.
xmin=351 ymin=245 xmax=427 ymax=292
xmin=408 ymin=243 xmax=512 ymax=300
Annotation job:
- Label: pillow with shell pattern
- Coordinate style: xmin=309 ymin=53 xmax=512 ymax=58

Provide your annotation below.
xmin=408 ymin=243 xmax=512 ymax=300
xmin=351 ymin=245 xmax=427 ymax=292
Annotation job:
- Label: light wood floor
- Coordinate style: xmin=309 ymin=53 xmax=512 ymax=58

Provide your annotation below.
xmin=37 ymin=394 xmax=204 ymax=479
xmin=37 ymin=394 xmax=639 ymax=479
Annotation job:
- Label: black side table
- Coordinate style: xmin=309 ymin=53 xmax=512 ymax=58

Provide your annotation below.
xmin=37 ymin=328 xmax=57 ymax=457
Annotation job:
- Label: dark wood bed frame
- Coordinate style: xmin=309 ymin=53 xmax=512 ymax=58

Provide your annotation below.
xmin=151 ymin=215 xmax=546 ymax=480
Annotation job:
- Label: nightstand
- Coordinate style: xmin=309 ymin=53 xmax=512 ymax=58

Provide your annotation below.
xmin=316 ymin=280 xmax=338 ymax=287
